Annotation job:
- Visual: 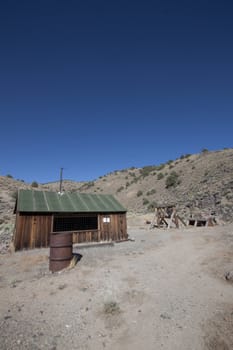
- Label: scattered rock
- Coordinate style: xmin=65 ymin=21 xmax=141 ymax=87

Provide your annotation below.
xmin=4 ymin=315 xmax=12 ymax=320
xmin=160 ymin=313 xmax=171 ymax=320
xmin=225 ymin=271 xmax=233 ymax=282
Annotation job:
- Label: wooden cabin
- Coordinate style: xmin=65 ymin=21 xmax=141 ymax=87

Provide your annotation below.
xmin=13 ymin=189 xmax=127 ymax=251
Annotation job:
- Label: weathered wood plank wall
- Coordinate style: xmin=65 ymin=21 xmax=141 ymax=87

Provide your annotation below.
xmin=14 ymin=213 xmax=127 ymax=251
xmin=14 ymin=213 xmax=52 ymax=251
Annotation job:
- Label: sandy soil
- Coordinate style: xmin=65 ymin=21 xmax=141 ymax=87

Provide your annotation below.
xmin=0 ymin=222 xmax=233 ymax=350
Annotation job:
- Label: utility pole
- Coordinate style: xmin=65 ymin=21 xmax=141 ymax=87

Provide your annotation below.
xmin=59 ymin=167 xmax=63 ymax=193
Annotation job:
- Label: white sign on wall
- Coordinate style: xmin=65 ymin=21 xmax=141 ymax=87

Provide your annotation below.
xmin=103 ymin=217 xmax=110 ymax=223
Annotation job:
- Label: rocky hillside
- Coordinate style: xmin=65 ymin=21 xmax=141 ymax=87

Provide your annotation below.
xmin=77 ymin=148 xmax=233 ymax=221
xmin=0 ymin=148 xmax=233 ymax=252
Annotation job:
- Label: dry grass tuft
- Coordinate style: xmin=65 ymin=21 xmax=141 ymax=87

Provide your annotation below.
xmin=103 ymin=300 xmax=121 ymax=315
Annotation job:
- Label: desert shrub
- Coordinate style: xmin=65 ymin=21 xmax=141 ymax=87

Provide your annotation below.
xmin=11 ymin=191 xmax=18 ymax=199
xmin=143 ymin=198 xmax=149 ymax=205
xmin=116 ymin=186 xmax=124 ymax=193
xmin=180 ymin=153 xmax=191 ymax=160
xmin=129 ymin=172 xmax=136 ymax=177
xmin=147 ymin=201 xmax=157 ymax=211
xmin=166 ymin=160 xmax=173 ymax=165
xmin=125 ymin=182 xmax=130 ymax=188
xmin=146 ymin=189 xmax=156 ymax=196
xmin=130 ymin=178 xmax=139 ymax=184
xmin=165 ymin=171 xmax=180 ymax=188
xmin=6 ymin=174 xmax=13 ymax=178
xmin=137 ymin=190 xmax=143 ymax=197
xmin=226 ymin=193 xmax=233 ymax=200
xmin=157 ymin=172 xmax=164 ymax=180
xmin=200 ymin=178 xmax=208 ymax=184
xmin=31 ymin=181 xmax=38 ymax=188
xmin=157 ymin=164 xmax=165 ymax=171
xmin=103 ymin=301 xmax=121 ymax=315
xmin=201 ymin=148 xmax=209 ymax=153
xmin=140 ymin=166 xmax=158 ymax=178
xmin=82 ymin=181 xmax=95 ymax=189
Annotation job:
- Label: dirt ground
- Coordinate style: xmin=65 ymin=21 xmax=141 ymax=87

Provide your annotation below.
xmin=0 ymin=220 xmax=233 ymax=350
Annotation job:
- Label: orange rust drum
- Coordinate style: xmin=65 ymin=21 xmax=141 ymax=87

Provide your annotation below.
xmin=49 ymin=233 xmax=73 ymax=272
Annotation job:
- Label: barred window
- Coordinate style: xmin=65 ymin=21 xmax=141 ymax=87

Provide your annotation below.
xmin=53 ymin=215 xmax=98 ymax=232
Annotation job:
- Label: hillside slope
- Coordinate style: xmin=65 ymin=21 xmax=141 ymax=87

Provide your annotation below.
xmin=78 ymin=148 xmax=233 ymax=222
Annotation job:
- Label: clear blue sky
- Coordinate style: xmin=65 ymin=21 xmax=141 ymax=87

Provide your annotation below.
xmin=1 ymin=0 xmax=232 ymax=183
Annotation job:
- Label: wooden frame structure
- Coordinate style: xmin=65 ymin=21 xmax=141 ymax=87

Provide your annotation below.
xmin=150 ymin=205 xmax=186 ymax=229
xmin=187 ymin=216 xmax=217 ymax=227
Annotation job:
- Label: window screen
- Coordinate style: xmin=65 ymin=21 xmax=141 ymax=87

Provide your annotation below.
xmin=53 ymin=215 xmax=98 ymax=232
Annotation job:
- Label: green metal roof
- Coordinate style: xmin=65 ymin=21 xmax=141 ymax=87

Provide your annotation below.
xmin=16 ymin=190 xmax=126 ymax=213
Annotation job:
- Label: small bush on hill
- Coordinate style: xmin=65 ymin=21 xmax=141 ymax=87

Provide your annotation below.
xmin=165 ymin=171 xmax=180 ymax=188
xmin=146 ymin=189 xmax=156 ymax=196
xmin=166 ymin=160 xmax=173 ymax=165
xmin=129 ymin=172 xmax=136 ymax=177
xmin=157 ymin=164 xmax=165 ymax=171
xmin=143 ymin=198 xmax=149 ymax=205
xmin=157 ymin=172 xmax=164 ymax=180
xmin=130 ymin=178 xmax=139 ymax=184
xmin=11 ymin=191 xmax=18 ymax=200
xmin=147 ymin=201 xmax=157 ymax=211
xmin=140 ymin=166 xmax=158 ymax=178
xmin=180 ymin=154 xmax=191 ymax=159
xmin=84 ymin=181 xmax=94 ymax=189
xmin=116 ymin=186 xmax=124 ymax=193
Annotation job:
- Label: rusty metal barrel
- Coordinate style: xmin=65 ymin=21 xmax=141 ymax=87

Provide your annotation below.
xmin=49 ymin=232 xmax=73 ymax=272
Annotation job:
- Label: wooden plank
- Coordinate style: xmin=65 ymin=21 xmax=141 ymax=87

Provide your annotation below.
xmin=167 ymin=211 xmax=175 ymax=229
xmin=177 ymin=215 xmax=187 ymax=227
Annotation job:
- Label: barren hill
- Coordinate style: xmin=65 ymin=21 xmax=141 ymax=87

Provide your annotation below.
xmin=0 ymin=148 xmax=233 ymax=252
xmin=57 ymin=148 xmax=233 ymax=222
